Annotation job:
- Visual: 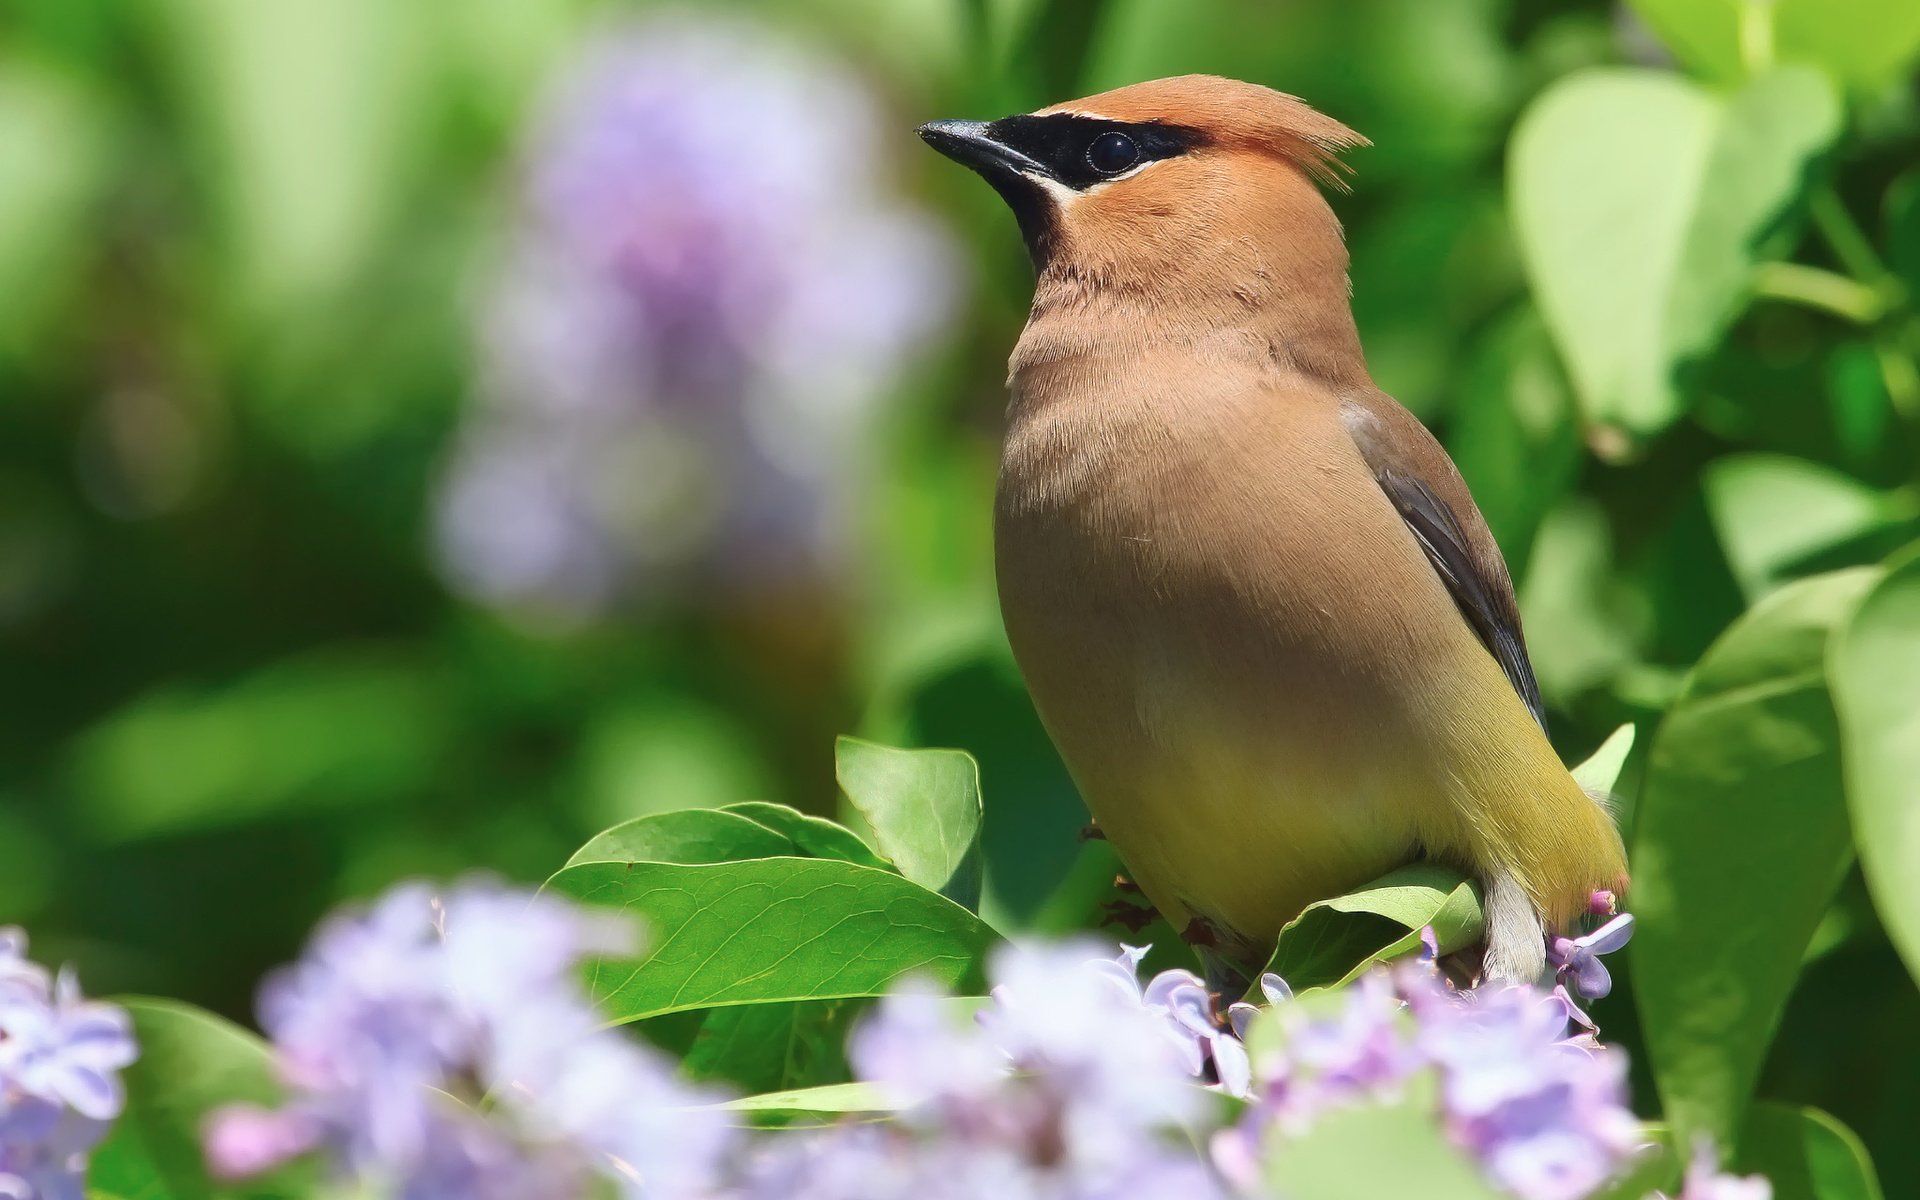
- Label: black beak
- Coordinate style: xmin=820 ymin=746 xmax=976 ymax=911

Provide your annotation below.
xmin=917 ymin=119 xmax=1048 ymax=181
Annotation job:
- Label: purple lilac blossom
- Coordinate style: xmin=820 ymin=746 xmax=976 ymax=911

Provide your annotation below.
xmin=0 ymin=929 xmax=138 ymax=1200
xmin=1663 ymin=1140 xmax=1771 ymax=1200
xmin=751 ymin=940 xmax=1229 ymax=1199
xmin=202 ymin=880 xmax=732 ymax=1199
xmin=1548 ymin=913 xmax=1635 ymax=1002
xmin=436 ymin=13 xmax=958 ymax=622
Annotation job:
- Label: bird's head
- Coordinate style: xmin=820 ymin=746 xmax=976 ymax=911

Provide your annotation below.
xmin=919 ymin=75 xmax=1368 ymax=292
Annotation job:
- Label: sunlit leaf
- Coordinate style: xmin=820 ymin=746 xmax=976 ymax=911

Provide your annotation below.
xmin=89 ymin=999 xmax=313 ymax=1200
xmin=722 ymin=803 xmax=894 ymax=872
xmin=548 ymin=858 xmax=997 ymax=1022
xmin=1256 ymin=864 xmax=1484 ymax=996
xmin=1737 ymin=1102 xmax=1884 ymax=1200
xmin=564 ymin=809 xmax=807 ymax=869
xmin=1572 ymin=724 xmax=1637 ymax=797
xmin=1705 ymin=455 xmax=1908 ymax=602
xmin=720 ymin=1081 xmax=898 ymax=1119
xmin=1267 ymin=1084 xmax=1502 ymax=1200
xmin=1631 ymin=568 xmax=1877 ymax=1145
xmin=1511 ymin=67 xmax=1840 ymax=434
xmin=1829 ymin=545 xmax=1920 ymax=990
xmin=1627 ymin=0 xmax=1920 ymax=92
xmin=835 ymin=737 xmax=984 ymax=910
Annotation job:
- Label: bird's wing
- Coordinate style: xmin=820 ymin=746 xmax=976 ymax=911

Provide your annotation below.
xmin=1338 ymin=390 xmax=1546 ymax=729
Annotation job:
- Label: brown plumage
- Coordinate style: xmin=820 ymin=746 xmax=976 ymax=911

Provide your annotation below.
xmin=920 ymin=75 xmax=1626 ymax=983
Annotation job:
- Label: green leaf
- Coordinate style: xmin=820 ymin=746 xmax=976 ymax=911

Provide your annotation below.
xmin=720 ymin=1080 xmax=898 ymax=1119
xmin=1705 ymin=455 xmax=1909 ymax=602
xmin=69 ymin=651 xmax=451 ymax=842
xmin=1572 ymin=723 xmax=1637 ymax=797
xmin=1627 ymin=0 xmax=1920 ymax=93
xmin=678 ymin=1000 xmax=860 ymax=1095
xmin=722 ymin=802 xmax=894 ymax=871
xmin=1736 ymin=1102 xmax=1884 ymax=1200
xmin=139 ymin=0 xmax=438 ymax=317
xmin=547 ymin=858 xmax=997 ymax=1022
xmin=1511 ymin=67 xmax=1840 ymax=435
xmin=1255 ymin=864 xmax=1485 ymax=996
xmin=0 ymin=57 xmax=112 ymax=356
xmin=564 ymin=809 xmax=808 ymax=869
xmin=1267 ymin=1085 xmax=1504 ymax=1200
xmin=89 ymin=999 xmax=313 ymax=1200
xmin=835 ymin=737 xmax=984 ymax=910
xmin=1631 ymin=568 xmax=1878 ymax=1146
xmin=1829 ymin=545 xmax=1920 ymax=990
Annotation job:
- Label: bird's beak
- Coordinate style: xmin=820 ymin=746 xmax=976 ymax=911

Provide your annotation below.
xmin=917 ymin=119 xmax=1049 ymax=182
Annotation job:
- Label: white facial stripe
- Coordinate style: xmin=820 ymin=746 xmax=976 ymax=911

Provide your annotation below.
xmin=1018 ymin=156 xmax=1159 ymax=204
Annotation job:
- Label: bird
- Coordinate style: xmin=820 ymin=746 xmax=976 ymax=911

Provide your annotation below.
xmin=918 ymin=75 xmax=1627 ymax=987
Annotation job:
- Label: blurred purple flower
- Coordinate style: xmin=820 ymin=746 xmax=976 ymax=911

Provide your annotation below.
xmin=1664 ymin=1140 xmax=1771 ymax=1200
xmin=1414 ymin=979 xmax=1640 ymax=1200
xmin=0 ymin=930 xmax=137 ymax=1200
xmin=771 ymin=940 xmax=1229 ymax=1198
xmin=437 ymin=12 xmax=959 ymax=622
xmin=1548 ymin=912 xmax=1634 ymax=1002
xmin=205 ymin=880 xmax=732 ymax=1199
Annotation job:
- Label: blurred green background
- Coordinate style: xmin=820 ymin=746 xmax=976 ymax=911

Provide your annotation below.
xmin=4 ymin=0 xmax=1919 ymax=1190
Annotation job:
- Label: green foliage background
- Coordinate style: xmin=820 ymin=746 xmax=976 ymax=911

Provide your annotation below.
xmin=3 ymin=0 xmax=1919 ymax=1195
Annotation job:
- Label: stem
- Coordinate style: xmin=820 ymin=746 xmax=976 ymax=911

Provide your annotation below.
xmin=1877 ymin=338 xmax=1920 ymax=421
xmin=1750 ymin=262 xmax=1890 ymax=324
xmin=1738 ymin=0 xmax=1777 ymax=73
xmin=1811 ymin=189 xmax=1900 ymax=293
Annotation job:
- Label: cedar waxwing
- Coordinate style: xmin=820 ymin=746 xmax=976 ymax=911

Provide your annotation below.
xmin=920 ymin=75 xmax=1627 ymax=985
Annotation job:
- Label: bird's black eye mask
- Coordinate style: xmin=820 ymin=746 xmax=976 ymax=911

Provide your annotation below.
xmin=919 ymin=112 xmax=1208 ymax=267
xmin=985 ymin=114 xmax=1208 ymax=190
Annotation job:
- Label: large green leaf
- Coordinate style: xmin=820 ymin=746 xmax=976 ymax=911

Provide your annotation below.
xmin=1631 ymin=568 xmax=1877 ymax=1145
xmin=89 ymin=999 xmax=313 ymax=1200
xmin=1511 ymin=67 xmax=1840 ymax=434
xmin=1705 ymin=455 xmax=1910 ymax=602
xmin=1829 ymin=546 xmax=1920 ymax=989
xmin=1255 ymin=864 xmax=1485 ymax=996
xmin=1628 ymin=0 xmax=1920 ymax=92
xmin=835 ymin=737 xmax=983 ymax=910
xmin=548 ymin=858 xmax=997 ymax=1022
xmin=1736 ymin=1103 xmax=1884 ymax=1200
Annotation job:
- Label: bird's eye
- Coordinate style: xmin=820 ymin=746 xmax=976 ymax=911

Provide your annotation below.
xmin=1087 ymin=131 xmax=1140 ymax=175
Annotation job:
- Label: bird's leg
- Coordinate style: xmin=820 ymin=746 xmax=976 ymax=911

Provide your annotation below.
xmin=1481 ymin=871 xmax=1550 ymax=986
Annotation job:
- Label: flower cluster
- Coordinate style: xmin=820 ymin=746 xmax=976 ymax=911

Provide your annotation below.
xmin=1215 ymin=927 xmax=1647 ymax=1200
xmin=203 ymin=882 xmax=732 ymax=1199
xmin=0 ymin=929 xmax=137 ymax=1200
xmin=436 ymin=12 xmax=957 ymax=622
xmin=739 ymin=941 xmax=1230 ymax=1199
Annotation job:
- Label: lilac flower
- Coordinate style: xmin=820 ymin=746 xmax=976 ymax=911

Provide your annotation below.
xmin=0 ymin=930 xmax=137 ymax=1200
xmin=436 ymin=13 xmax=958 ymax=622
xmin=764 ymin=940 xmax=1229 ymax=1199
xmin=205 ymin=880 xmax=733 ymax=1199
xmin=1548 ymin=913 xmax=1634 ymax=1002
xmin=1666 ymin=1140 xmax=1771 ymax=1200
xmin=1413 ymin=980 xmax=1640 ymax=1200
